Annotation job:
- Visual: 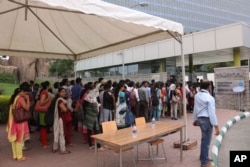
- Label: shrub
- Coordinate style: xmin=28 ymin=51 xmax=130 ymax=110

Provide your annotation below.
xmin=0 ymin=95 xmax=10 ymax=124
xmin=0 ymin=88 xmax=3 ymax=95
xmin=0 ymin=73 xmax=17 ymax=84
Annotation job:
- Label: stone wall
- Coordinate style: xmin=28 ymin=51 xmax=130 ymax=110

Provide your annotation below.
xmin=214 ymin=66 xmax=249 ymax=111
xmin=1 ymin=57 xmax=50 ymax=83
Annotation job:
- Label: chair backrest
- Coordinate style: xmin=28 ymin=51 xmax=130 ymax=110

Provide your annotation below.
xmin=102 ymin=121 xmax=117 ymax=135
xmin=135 ymin=117 xmax=146 ymax=126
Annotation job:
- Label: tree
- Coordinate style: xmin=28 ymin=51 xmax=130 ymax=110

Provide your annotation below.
xmin=49 ymin=59 xmax=74 ymax=78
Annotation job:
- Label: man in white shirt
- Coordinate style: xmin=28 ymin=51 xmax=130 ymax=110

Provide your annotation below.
xmin=193 ymin=80 xmax=219 ymax=167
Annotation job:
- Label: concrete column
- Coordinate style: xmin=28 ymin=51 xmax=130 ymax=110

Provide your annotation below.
xmin=160 ymin=59 xmax=166 ymax=72
xmin=188 ymin=54 xmax=193 ymax=82
xmin=233 ymin=48 xmax=241 ymax=66
xmin=159 ymin=59 xmax=166 ymax=81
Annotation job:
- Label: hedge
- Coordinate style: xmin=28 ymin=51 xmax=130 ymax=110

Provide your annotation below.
xmin=0 ymin=95 xmax=10 ymax=124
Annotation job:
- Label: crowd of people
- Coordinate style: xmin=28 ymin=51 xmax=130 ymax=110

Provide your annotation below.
xmin=6 ymin=77 xmax=214 ymax=162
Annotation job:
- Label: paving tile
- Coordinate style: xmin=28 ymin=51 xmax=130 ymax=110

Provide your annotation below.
xmin=0 ymin=109 xmax=242 ymax=167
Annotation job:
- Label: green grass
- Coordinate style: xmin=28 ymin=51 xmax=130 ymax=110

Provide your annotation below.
xmin=0 ymin=82 xmax=19 ymax=96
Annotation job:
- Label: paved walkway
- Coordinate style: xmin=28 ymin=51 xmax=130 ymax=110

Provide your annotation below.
xmin=0 ymin=109 xmax=246 ymax=167
xmin=218 ymin=116 xmax=250 ymax=167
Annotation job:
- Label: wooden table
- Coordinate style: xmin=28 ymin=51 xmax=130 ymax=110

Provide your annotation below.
xmin=91 ymin=121 xmax=185 ymax=167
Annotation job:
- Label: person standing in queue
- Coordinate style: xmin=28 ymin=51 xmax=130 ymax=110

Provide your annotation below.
xmin=193 ymin=80 xmax=219 ymax=167
xmin=7 ymin=82 xmax=31 ymax=161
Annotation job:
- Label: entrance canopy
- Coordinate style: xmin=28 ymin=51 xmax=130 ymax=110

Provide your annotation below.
xmin=0 ymin=0 xmax=183 ymax=60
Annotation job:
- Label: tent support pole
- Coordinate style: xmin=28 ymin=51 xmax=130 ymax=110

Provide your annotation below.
xmin=180 ymin=35 xmax=187 ymax=142
xmin=166 ymin=31 xmax=187 ymax=142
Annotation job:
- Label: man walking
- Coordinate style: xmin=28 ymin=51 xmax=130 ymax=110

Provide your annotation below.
xmin=193 ymin=80 xmax=219 ymax=167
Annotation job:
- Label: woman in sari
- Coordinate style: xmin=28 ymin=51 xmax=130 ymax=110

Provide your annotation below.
xmin=52 ymin=88 xmax=71 ymax=154
xmin=6 ymin=82 xmax=31 ymax=161
xmin=83 ymin=82 xmax=103 ymax=150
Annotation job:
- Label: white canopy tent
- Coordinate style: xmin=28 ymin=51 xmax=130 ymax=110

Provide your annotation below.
xmin=0 ymin=0 xmax=183 ymax=60
xmin=0 ymin=0 xmax=187 ymax=140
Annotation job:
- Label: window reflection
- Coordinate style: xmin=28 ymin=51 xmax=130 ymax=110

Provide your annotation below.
xmin=80 ymin=58 xmax=178 ymax=78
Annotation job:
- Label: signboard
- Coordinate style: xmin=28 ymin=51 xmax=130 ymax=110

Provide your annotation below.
xmin=215 ymin=80 xmax=244 ymax=94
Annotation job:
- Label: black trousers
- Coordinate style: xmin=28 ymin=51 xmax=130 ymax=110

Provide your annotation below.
xmin=138 ymin=101 xmax=149 ymax=122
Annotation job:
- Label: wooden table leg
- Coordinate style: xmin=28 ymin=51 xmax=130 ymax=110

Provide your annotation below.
xmin=95 ymin=141 xmax=98 ymax=167
xmin=119 ymin=147 xmax=122 ymax=167
xmin=180 ymin=127 xmax=183 ymax=162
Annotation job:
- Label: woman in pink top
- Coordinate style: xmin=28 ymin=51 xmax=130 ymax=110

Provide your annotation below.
xmin=7 ymin=82 xmax=31 ymax=161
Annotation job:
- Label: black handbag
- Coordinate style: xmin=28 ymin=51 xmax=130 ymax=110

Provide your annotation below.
xmin=119 ymin=108 xmax=127 ymax=115
xmin=12 ymin=107 xmax=32 ymax=123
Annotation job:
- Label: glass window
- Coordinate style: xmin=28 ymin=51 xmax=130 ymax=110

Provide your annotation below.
xmin=138 ymin=62 xmax=151 ymax=74
xmin=151 ymin=61 xmax=161 ymax=73
xmin=127 ymin=64 xmax=138 ymax=75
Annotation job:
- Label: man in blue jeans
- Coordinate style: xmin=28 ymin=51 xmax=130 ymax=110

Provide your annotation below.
xmin=193 ymin=80 xmax=219 ymax=167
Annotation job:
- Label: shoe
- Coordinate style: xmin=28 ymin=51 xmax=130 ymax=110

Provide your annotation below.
xmin=174 ymin=118 xmax=178 ymax=120
xmin=171 ymin=117 xmax=174 ymax=120
xmin=201 ymin=162 xmax=214 ymax=167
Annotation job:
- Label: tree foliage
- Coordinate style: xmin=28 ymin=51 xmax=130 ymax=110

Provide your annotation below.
xmin=49 ymin=59 xmax=74 ymax=78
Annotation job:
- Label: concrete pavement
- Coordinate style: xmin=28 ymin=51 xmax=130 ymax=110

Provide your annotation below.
xmin=0 ymin=109 xmax=247 ymax=167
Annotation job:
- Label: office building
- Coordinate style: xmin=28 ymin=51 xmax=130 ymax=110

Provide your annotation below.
xmin=75 ymin=0 xmax=250 ymax=82
xmin=104 ymin=0 xmax=250 ymax=33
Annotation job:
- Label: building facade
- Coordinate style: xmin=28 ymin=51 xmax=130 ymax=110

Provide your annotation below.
xmin=75 ymin=1 xmax=250 ymax=83
xmin=104 ymin=0 xmax=250 ymax=33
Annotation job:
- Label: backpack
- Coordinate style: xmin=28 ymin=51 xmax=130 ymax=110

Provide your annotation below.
xmin=130 ymin=89 xmax=137 ymax=106
xmin=76 ymin=101 xmax=85 ymax=122
xmin=44 ymin=98 xmax=56 ymax=127
xmin=151 ymin=88 xmax=159 ymax=106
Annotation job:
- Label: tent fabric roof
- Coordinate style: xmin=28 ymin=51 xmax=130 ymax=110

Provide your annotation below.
xmin=0 ymin=0 xmax=183 ymax=60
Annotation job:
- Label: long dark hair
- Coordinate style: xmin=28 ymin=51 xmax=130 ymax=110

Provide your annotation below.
xmin=9 ymin=88 xmax=20 ymax=105
xmin=114 ymin=82 xmax=124 ymax=103
xmin=38 ymin=81 xmax=50 ymax=99
xmin=9 ymin=82 xmax=30 ymax=105
xmin=51 ymin=87 xmax=64 ymax=103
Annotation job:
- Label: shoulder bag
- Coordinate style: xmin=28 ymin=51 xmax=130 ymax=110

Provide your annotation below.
xmin=12 ymin=107 xmax=32 ymax=123
xmin=34 ymin=100 xmax=51 ymax=112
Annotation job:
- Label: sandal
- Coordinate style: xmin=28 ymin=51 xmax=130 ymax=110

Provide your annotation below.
xmin=43 ymin=145 xmax=49 ymax=149
xmin=98 ymin=147 xmax=104 ymax=152
xmin=17 ymin=157 xmax=30 ymax=161
xmin=66 ymin=143 xmax=76 ymax=147
xmin=60 ymin=150 xmax=71 ymax=155
xmin=51 ymin=149 xmax=58 ymax=153
xmin=22 ymin=146 xmax=30 ymax=151
xmin=88 ymin=146 xmax=94 ymax=150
